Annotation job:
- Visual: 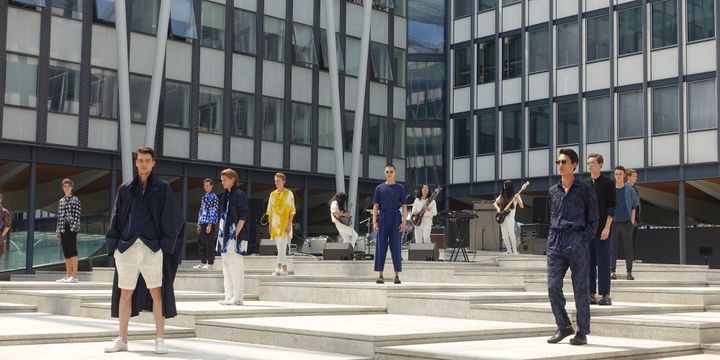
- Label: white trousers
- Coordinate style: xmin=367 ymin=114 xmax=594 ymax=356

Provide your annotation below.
xmin=499 ymin=215 xmax=518 ymax=254
xmin=273 ymin=236 xmax=289 ymax=264
xmin=334 ymin=222 xmax=358 ymax=247
xmin=220 ymin=249 xmax=244 ymax=302
xmin=413 ymin=218 xmax=433 ymax=244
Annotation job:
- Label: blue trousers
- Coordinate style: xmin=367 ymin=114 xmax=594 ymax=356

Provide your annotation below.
xmin=547 ymin=234 xmax=591 ymax=335
xmin=374 ymin=210 xmax=402 ymax=272
xmin=588 ymin=233 xmax=611 ymax=296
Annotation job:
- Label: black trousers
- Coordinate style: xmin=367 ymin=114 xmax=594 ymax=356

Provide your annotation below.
xmin=60 ymin=223 xmax=78 ymax=259
xmin=198 ymin=224 xmax=217 ymax=265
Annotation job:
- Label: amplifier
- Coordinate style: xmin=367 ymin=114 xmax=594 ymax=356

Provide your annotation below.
xmin=408 ymin=243 xmax=439 ymax=261
xmin=323 ymin=242 xmax=354 ymax=260
xmin=258 ymin=239 xmax=278 ymax=256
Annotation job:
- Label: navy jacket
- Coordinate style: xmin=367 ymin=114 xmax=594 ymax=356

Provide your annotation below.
xmin=216 ymin=186 xmax=250 ymax=254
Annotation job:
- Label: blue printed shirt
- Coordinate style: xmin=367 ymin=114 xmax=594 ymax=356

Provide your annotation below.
xmin=548 ymin=176 xmax=598 ymax=244
xmin=198 ymin=192 xmax=219 ymax=225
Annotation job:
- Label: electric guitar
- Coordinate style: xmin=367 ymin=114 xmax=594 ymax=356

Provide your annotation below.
xmin=495 ymin=181 xmax=529 ymax=224
xmin=411 ymin=186 xmax=442 ymax=226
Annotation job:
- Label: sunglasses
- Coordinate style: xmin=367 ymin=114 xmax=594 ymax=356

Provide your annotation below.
xmin=385 ymin=170 xmax=395 ymax=174
xmin=555 ymin=159 xmax=568 ymax=165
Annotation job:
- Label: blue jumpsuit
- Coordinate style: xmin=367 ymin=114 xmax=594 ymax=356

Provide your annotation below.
xmin=373 ymin=183 xmax=405 ymax=273
xmin=547 ymin=178 xmax=598 ymax=336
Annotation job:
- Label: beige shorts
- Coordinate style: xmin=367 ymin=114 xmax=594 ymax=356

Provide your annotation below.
xmin=114 ymin=240 xmax=163 ymax=290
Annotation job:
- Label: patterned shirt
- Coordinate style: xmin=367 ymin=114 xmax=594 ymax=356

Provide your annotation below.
xmin=0 ymin=206 xmax=12 ymax=234
xmin=57 ymin=195 xmax=81 ymax=233
xmin=266 ymin=189 xmax=296 ymax=238
xmin=197 ymin=192 xmax=219 ymax=225
xmin=548 ymin=177 xmax=598 ymax=244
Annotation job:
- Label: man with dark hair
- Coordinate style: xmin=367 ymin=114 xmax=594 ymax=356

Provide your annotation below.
xmin=626 ymin=169 xmax=641 ymax=261
xmin=611 ymin=166 xmax=639 ymax=280
xmin=546 ymin=148 xmax=598 ymax=346
xmin=586 ymin=154 xmax=615 ymax=306
xmin=373 ymin=163 xmax=407 ymax=284
xmin=195 ymin=178 xmax=219 ymax=270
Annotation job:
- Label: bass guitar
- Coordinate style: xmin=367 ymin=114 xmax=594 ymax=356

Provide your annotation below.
xmin=495 ymin=181 xmax=529 ymax=224
xmin=411 ymin=186 xmax=442 ymax=226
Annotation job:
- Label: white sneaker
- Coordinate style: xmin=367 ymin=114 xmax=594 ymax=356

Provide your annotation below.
xmin=279 ymin=270 xmax=288 ymax=276
xmin=218 ymin=299 xmax=235 ymax=305
xmin=154 ymin=337 xmax=168 ymax=354
xmin=272 ymin=269 xmax=281 ymax=276
xmin=193 ymin=264 xmax=204 ymax=269
xmin=104 ymin=337 xmax=128 ymax=353
xmin=56 ymin=276 xmax=68 ymax=283
xmin=201 ymin=264 xmax=213 ymax=269
xmin=67 ymin=277 xmax=79 ymax=283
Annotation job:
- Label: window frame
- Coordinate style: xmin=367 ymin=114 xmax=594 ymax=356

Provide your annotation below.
xmin=164 ymin=79 xmax=191 ymax=129
xmin=231 ymin=91 xmax=254 ymax=137
xmin=291 ymin=101 xmax=313 ymax=145
xmin=586 ymin=14 xmax=610 ymax=63
xmin=556 ymin=100 xmax=580 ymax=146
xmin=198 ymin=85 xmax=224 ymax=134
xmin=234 ymin=8 xmax=257 ymax=55
xmin=477 ymin=40 xmax=496 ymax=84
xmin=47 ymin=59 xmax=81 ymax=115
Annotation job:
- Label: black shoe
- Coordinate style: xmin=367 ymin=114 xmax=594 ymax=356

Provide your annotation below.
xmin=570 ymin=334 xmax=587 ymax=345
xmin=610 ymin=272 xmax=617 ymax=280
xmin=376 ymin=276 xmax=384 ymax=284
xmin=626 ymin=273 xmax=635 ymax=280
xmin=598 ymin=295 xmax=612 ymax=306
xmin=393 ymin=276 xmax=401 ymax=284
xmin=547 ymin=327 xmax=575 ymax=344
xmin=589 ymin=295 xmax=598 ymax=305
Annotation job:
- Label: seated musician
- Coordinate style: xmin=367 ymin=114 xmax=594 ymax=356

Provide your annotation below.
xmin=329 ymin=192 xmax=358 ymax=247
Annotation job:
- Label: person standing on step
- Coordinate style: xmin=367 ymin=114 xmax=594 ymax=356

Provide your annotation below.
xmin=330 ymin=192 xmax=358 ymax=247
xmin=56 ymin=178 xmax=82 ymax=283
xmin=0 ymin=194 xmax=10 ymax=257
xmin=194 ymin=178 xmax=219 ymax=270
xmin=586 ymin=154 xmax=615 ymax=306
xmin=626 ymin=168 xmax=641 ymax=262
xmin=411 ymin=184 xmax=437 ymax=244
xmin=611 ymin=166 xmax=639 ymax=281
xmin=267 ymin=172 xmax=295 ymax=276
xmin=216 ymin=169 xmax=249 ymax=305
xmin=494 ymin=181 xmax=524 ymax=254
xmin=546 ymin=149 xmax=598 ymax=346
xmin=105 ymin=147 xmax=182 ymax=355
xmin=372 ymin=164 xmax=407 ymax=285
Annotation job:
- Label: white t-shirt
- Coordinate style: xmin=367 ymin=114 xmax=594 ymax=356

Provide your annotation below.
xmin=411 ymin=198 xmax=437 ymax=219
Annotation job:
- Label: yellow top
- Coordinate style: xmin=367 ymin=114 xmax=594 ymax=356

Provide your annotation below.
xmin=267 ymin=189 xmax=296 ymax=238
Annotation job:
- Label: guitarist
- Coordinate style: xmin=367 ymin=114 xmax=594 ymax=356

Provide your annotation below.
xmin=329 ymin=192 xmax=358 ymax=247
xmin=493 ymin=181 xmax=524 ymax=254
xmin=411 ymin=185 xmax=438 ymax=244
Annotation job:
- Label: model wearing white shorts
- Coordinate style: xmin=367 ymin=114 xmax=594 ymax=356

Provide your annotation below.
xmin=114 ymin=240 xmax=163 ymax=289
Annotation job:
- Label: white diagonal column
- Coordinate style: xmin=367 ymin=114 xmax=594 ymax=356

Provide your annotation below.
xmin=144 ymin=0 xmax=172 ymax=149
xmin=324 ymin=0 xmax=345 ymax=193
xmin=115 ymin=0 xmax=133 ymax=182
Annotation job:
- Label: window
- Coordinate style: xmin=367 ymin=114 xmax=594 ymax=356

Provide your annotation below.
xmin=370 ymin=43 xmax=394 ymax=82
xmin=393 ymin=48 xmax=406 ymax=87
xmin=502 ymin=35 xmax=521 ymax=79
xmin=89 ymin=68 xmax=118 ymax=118
xmin=5 ymin=54 xmax=38 ymax=108
xmin=688 ymin=0 xmax=715 ymax=42
xmin=234 ymin=9 xmax=256 ymax=54
xmin=345 ymin=37 xmax=360 ymax=76
xmin=479 ymin=0 xmax=495 ymax=12
xmin=502 ymin=110 xmax=522 ymax=152
xmin=95 ymin=0 xmax=115 ymax=22
xmin=652 ymin=85 xmax=678 ymax=134
xmin=394 ymin=0 xmax=407 ymax=16
xmin=408 ymin=0 xmax=445 ymax=54
xmin=454 ymin=46 xmax=471 ymax=86
xmin=557 ymin=21 xmax=579 ymax=67
xmin=528 ymin=28 xmax=548 ymax=73
xmin=170 ymin=0 xmax=198 ymax=39
xmin=453 ymin=0 xmax=471 ymax=18
xmin=407 ymin=61 xmax=445 ymax=120
xmin=129 ymin=74 xmax=151 ymax=123
xmin=263 ymin=97 xmax=283 ymax=142
xmin=11 ymin=0 xmax=46 ymax=6
xmin=231 ymin=92 xmax=253 ymax=136
xmin=47 ymin=60 xmax=80 ymax=114
xmin=586 ymin=96 xmax=611 ymax=142
xmin=199 ymin=86 xmax=223 ymax=134
xmin=201 ymin=1 xmax=225 ymax=49
xmin=453 ymin=117 xmax=471 ymax=157
xmin=618 ymin=91 xmax=643 ymax=138
xmin=369 ymin=115 xmax=387 ymax=155
xmin=477 ymin=112 xmax=496 ymax=154
xmin=291 ymin=102 xmax=312 ymax=145
xmin=618 ymin=7 xmax=642 ymax=55
xmin=688 ymin=79 xmax=716 ymax=130
xmin=477 ymin=41 xmax=496 ymax=84
xmin=344 ymin=111 xmax=355 ymax=151
xmin=652 ymin=0 xmax=677 ymax=49
xmin=394 ymin=119 xmax=405 ymax=158
xmin=375 ymin=0 xmax=395 ymax=11
xmin=318 ymin=107 xmax=333 ymax=147
xmin=529 ymin=105 xmax=549 ymax=148
xmin=319 ymin=30 xmax=344 ymax=71
xmin=586 ymin=15 xmax=609 ymax=61
xmin=557 ymin=101 xmax=579 ymax=145
xmin=132 ymin=0 xmax=159 ymax=35
xmin=164 ymin=81 xmax=190 ymax=129
xmin=407 ymin=127 xmax=444 ymax=187
xmin=292 ymin=24 xmax=318 ymax=66
xmin=264 ymin=17 xmax=285 ymax=62
xmin=52 ymin=0 xmax=82 ymax=20
xmin=504 ymin=0 xmax=520 ymax=5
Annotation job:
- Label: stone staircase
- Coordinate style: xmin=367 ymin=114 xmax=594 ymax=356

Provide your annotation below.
xmin=1 ymin=253 xmax=720 ymax=359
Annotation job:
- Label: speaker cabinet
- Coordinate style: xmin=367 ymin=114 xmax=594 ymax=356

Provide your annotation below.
xmin=258 ymin=239 xmax=278 ymax=256
xmin=408 ymin=243 xmax=439 ymax=261
xmin=323 ymin=242 xmax=354 ymax=260
xmin=532 ymin=197 xmax=549 ymax=224
xmin=518 ymin=224 xmax=549 ymax=255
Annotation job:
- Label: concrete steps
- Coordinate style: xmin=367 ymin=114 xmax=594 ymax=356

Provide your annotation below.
xmin=195 ymin=314 xmax=555 ymax=357
xmin=591 ymin=312 xmax=720 ymax=343
xmin=386 ymin=291 xmax=549 ymax=318
xmin=612 ymin=287 xmax=720 ymax=305
xmin=10 ymin=270 xmax=94 ymax=282
xmin=524 ymin=279 xmax=710 ymax=292
xmin=0 ymin=302 xmax=36 ymax=313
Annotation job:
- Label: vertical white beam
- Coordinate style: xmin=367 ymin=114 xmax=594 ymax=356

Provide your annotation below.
xmin=348 ymin=0 xmax=372 ymax=216
xmin=115 ymin=0 xmax=133 ymax=182
xmin=144 ymin=0 xmax=172 ymax=149
xmin=324 ymin=0 xmax=345 ymax=193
